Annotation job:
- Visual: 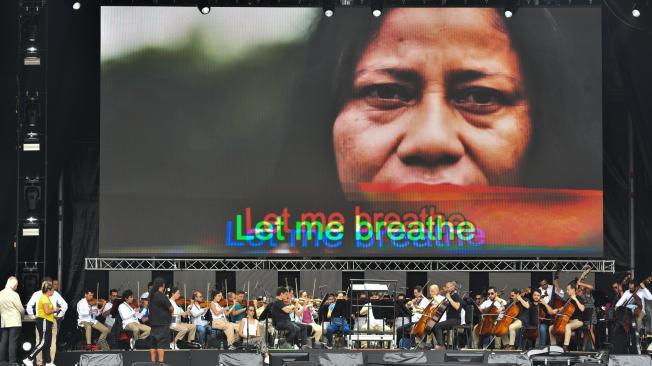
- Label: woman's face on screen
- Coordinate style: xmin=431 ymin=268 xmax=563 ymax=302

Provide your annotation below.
xmin=333 ymin=8 xmax=531 ymax=190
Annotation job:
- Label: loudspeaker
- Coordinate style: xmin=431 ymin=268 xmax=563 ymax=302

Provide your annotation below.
xmin=219 ymin=352 xmax=264 ymax=366
xmin=78 ymin=353 xmax=122 ymax=366
xmin=318 ymin=352 xmax=363 ymax=366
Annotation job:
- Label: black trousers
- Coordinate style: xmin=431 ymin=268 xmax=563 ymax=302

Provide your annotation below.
xmin=275 ymin=321 xmax=303 ymax=345
xmin=0 ymin=326 xmax=21 ymax=362
xmin=433 ymin=319 xmax=461 ymax=346
xmin=29 ymin=318 xmax=53 ymax=363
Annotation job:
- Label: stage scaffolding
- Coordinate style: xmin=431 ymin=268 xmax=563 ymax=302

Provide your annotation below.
xmin=85 ymin=258 xmax=615 ymax=273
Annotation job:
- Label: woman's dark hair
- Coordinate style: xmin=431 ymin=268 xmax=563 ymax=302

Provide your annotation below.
xmin=122 ymin=289 xmax=133 ymax=300
xmin=277 ymin=8 xmax=600 ymax=193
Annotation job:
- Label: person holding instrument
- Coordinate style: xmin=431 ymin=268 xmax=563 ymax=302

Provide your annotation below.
xmin=210 ymin=291 xmax=238 ymax=349
xmin=118 ymin=290 xmax=150 ymax=349
xmin=432 ymin=282 xmax=462 ymax=350
xmin=504 ymin=289 xmax=530 ymax=350
xmin=530 ymin=288 xmax=555 ymax=348
xmin=272 ymin=287 xmax=305 ymax=348
xmin=230 ymin=291 xmax=247 ymax=324
xmin=616 ymin=278 xmax=652 ymax=332
xmin=189 ymin=290 xmax=216 ymax=347
xmin=549 ymin=282 xmax=585 ymax=351
xmin=22 ymin=281 xmax=57 ymax=366
xmin=169 ymin=287 xmax=197 ymax=349
xmin=76 ymin=290 xmax=110 ymax=350
xmin=472 ymin=286 xmax=506 ymax=349
xmin=325 ymin=291 xmax=350 ymax=348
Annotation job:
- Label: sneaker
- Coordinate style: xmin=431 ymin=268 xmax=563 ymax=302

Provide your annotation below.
xmin=293 ymin=344 xmax=300 ymax=350
xmin=263 ymin=354 xmax=270 ymax=364
xmin=22 ymin=359 xmax=33 ymax=366
xmin=228 ymin=345 xmax=237 ymax=351
xmin=170 ymin=342 xmax=177 ymax=350
xmin=45 ymin=363 xmax=57 ymax=366
xmin=129 ymin=338 xmax=135 ymax=350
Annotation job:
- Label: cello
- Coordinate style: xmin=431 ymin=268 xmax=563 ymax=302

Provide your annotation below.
xmin=491 ymin=288 xmax=530 ymax=337
xmin=551 ymin=267 xmax=591 ymax=336
xmin=411 ymin=290 xmax=450 ymax=338
xmin=474 ymin=287 xmax=506 ymax=337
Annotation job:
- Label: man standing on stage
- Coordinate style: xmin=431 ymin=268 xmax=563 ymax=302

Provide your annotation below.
xmin=148 ymin=279 xmax=172 ymax=365
xmin=0 ymin=276 xmax=25 ymax=363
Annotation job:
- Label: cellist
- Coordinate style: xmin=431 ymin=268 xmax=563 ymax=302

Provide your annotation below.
xmin=432 ymin=282 xmax=463 ymax=350
xmin=530 ymin=288 xmax=555 ymax=348
xmin=549 ymin=282 xmax=585 ymax=351
xmin=504 ymin=289 xmax=530 ymax=350
xmin=472 ymin=286 xmax=506 ymax=349
xmin=615 ymin=278 xmax=652 ymax=332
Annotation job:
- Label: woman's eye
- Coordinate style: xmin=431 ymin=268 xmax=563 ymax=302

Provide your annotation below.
xmin=359 ymin=84 xmax=416 ymax=109
xmin=451 ymin=87 xmax=507 ymax=114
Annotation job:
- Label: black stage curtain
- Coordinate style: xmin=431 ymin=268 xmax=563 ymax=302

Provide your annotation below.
xmin=0 ymin=2 xmax=652 ymax=305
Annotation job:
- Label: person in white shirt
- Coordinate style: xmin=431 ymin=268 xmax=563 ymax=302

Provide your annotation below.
xmin=0 ymin=276 xmax=24 ymax=364
xmin=239 ymin=305 xmax=269 ymax=364
xmin=76 ymin=290 xmax=110 ymax=350
xmin=616 ymin=279 xmax=652 ymax=330
xmin=26 ymin=277 xmax=67 ymax=365
xmin=472 ymin=286 xmax=507 ymax=349
xmin=358 ymin=293 xmax=392 ymax=332
xmin=188 ymin=291 xmax=216 ymax=346
xmin=209 ymin=291 xmax=238 ymax=348
xmin=101 ymin=289 xmax=119 ymax=329
xmin=118 ymin=290 xmax=151 ymax=348
xmin=140 ymin=282 xmax=153 ymax=303
xmin=168 ymin=288 xmax=196 ymax=349
xmin=538 ymin=278 xmax=564 ymax=305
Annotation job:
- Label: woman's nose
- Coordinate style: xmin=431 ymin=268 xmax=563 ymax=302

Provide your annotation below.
xmin=396 ymin=93 xmax=465 ymax=168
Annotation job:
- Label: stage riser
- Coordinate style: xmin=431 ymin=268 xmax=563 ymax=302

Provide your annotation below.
xmin=55 ymin=350 xmax=651 ymax=366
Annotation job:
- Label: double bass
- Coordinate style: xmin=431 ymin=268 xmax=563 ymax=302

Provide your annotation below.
xmin=411 ymin=291 xmax=450 ymax=338
xmin=551 ymin=267 xmax=591 ymax=336
xmin=491 ymin=288 xmax=530 ymax=337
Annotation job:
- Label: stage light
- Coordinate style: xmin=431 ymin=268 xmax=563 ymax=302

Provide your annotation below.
xmin=22 ymin=9 xmax=40 ymax=66
xmin=504 ymin=0 xmax=518 ymax=18
xmin=23 ymin=132 xmax=40 ymax=152
xmin=22 ymin=342 xmax=32 ymax=352
xmin=632 ymin=3 xmax=641 ymax=17
xmin=197 ymin=0 xmax=210 ymax=14
xmin=323 ymin=0 xmax=335 ymax=17
xmin=72 ymin=1 xmax=81 ymax=10
xmin=22 ymin=217 xmax=39 ymax=237
xmin=371 ymin=0 xmax=383 ymax=17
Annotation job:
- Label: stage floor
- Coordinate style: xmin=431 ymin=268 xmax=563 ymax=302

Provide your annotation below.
xmin=53 ymin=348 xmax=637 ymax=366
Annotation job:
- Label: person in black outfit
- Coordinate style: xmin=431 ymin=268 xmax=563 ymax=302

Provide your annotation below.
xmin=549 ymin=282 xmax=585 ymax=352
xmin=148 ymin=278 xmax=172 ymax=364
xmin=433 ymin=282 xmax=463 ymax=350
xmin=271 ymin=287 xmax=304 ymax=347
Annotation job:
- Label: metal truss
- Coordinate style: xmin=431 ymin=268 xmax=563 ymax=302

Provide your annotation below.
xmin=86 ymin=258 xmax=614 ymax=273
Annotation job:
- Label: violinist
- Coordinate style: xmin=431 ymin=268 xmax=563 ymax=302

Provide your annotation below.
xmin=615 ymin=279 xmax=652 ymax=331
xmin=255 ymin=297 xmax=267 ymax=319
xmin=76 ymin=290 xmax=110 ymax=350
xmin=530 ymin=288 xmax=555 ymax=348
xmin=433 ymin=282 xmax=462 ymax=350
xmin=549 ymin=282 xmax=585 ymax=351
xmin=209 ymin=291 xmax=238 ymax=349
xmin=472 ymin=286 xmax=506 ymax=349
xmin=296 ymin=293 xmax=323 ymax=345
xmin=189 ymin=290 xmax=216 ymax=347
xmin=102 ymin=289 xmax=119 ymax=328
xmin=504 ymin=289 xmax=530 ymax=350
xmin=271 ymin=287 xmax=306 ymax=348
xmin=325 ymin=291 xmax=351 ymax=348
xmin=117 ymin=290 xmax=151 ymax=349
xmin=139 ymin=294 xmax=150 ymax=324
xmin=230 ymin=291 xmax=247 ymax=323
xmin=169 ymin=287 xmax=197 ymax=349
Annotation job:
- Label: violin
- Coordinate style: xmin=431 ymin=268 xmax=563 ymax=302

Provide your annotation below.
xmin=87 ymin=298 xmax=107 ymax=307
xmin=175 ymin=297 xmax=191 ymax=307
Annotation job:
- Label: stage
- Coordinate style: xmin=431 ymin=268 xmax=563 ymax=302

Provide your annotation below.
xmin=54 ymin=348 xmax=652 ymax=366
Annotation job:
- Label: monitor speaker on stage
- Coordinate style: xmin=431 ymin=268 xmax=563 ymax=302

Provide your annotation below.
xmin=219 ymin=352 xmax=264 ymax=366
xmin=270 ymin=352 xmax=310 ymax=366
xmin=608 ymin=355 xmax=652 ymax=366
xmin=318 ymin=352 xmax=363 ymax=366
xmin=444 ymin=352 xmax=486 ymax=363
xmin=78 ymin=353 xmax=122 ymax=366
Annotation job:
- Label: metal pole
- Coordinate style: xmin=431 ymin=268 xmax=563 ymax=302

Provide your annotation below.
xmin=57 ymin=173 xmax=63 ymax=287
xmin=629 ymin=112 xmax=635 ymax=278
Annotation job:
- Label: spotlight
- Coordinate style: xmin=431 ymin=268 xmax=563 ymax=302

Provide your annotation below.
xmin=22 ymin=9 xmax=40 ymax=66
xmin=197 ymin=0 xmax=210 ymax=14
xmin=323 ymin=0 xmax=335 ymax=17
xmin=72 ymin=1 xmax=81 ymax=10
xmin=504 ymin=0 xmax=518 ymax=18
xmin=23 ymin=132 xmax=40 ymax=152
xmin=22 ymin=217 xmax=39 ymax=237
xmin=22 ymin=342 xmax=32 ymax=352
xmin=371 ymin=0 xmax=383 ymax=17
xmin=632 ymin=3 xmax=641 ymax=17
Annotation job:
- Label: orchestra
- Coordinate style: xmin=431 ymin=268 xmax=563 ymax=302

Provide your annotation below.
xmin=3 ymin=269 xmax=652 ymax=366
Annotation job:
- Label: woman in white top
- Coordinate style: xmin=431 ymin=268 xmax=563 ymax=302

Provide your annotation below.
xmin=169 ymin=288 xmax=197 ymax=349
xmin=209 ymin=291 xmax=238 ymax=348
xmin=238 ymin=305 xmax=269 ymax=364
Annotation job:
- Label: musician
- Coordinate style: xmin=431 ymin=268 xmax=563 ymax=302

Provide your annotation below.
xmin=358 ymin=293 xmax=391 ymax=332
xmin=189 ymin=290 xmax=217 ymax=346
xmin=318 ymin=293 xmax=336 ymax=324
xmin=504 ymin=289 xmax=530 ymax=350
xmin=140 ymin=282 xmax=153 ymax=301
xmin=272 ymin=287 xmax=306 ymax=348
xmin=169 ymin=287 xmax=197 ymax=349
xmin=432 ymin=282 xmax=462 ymax=350
xmin=530 ymin=288 xmax=554 ymax=348
xmin=118 ymin=290 xmax=151 ymax=349
xmin=231 ymin=291 xmax=247 ymax=323
xmin=539 ymin=278 xmax=564 ymax=305
xmin=615 ymin=279 xmax=652 ymax=331
xmin=0 ymin=276 xmax=24 ymax=364
xmin=472 ymin=286 xmax=506 ymax=349
xmin=612 ymin=281 xmax=624 ymax=304
xmin=26 ymin=277 xmax=67 ymax=366
xmin=326 ymin=292 xmax=351 ymax=347
xmin=102 ymin=289 xmax=119 ymax=328
xmin=576 ymin=281 xmax=596 ymax=350
xmin=76 ymin=290 xmax=110 ymax=350
xmin=238 ymin=305 xmax=269 ymax=364
xmin=549 ymin=283 xmax=585 ymax=351
xmin=255 ymin=297 xmax=267 ymax=319
xmin=295 ymin=296 xmax=323 ymax=345
xmin=209 ymin=291 xmax=238 ymax=349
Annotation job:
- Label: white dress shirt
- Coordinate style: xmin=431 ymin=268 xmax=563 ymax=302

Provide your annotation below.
xmin=479 ymin=298 xmax=507 ymax=311
xmin=103 ymin=302 xmax=115 ymax=327
xmin=118 ymin=302 xmax=141 ymax=328
xmin=539 ymin=286 xmax=564 ymax=305
xmin=26 ymin=290 xmax=68 ymax=319
xmin=189 ymin=303 xmax=209 ymax=326
xmin=616 ymin=288 xmax=652 ymax=314
xmin=410 ymin=296 xmax=433 ymax=323
xmin=77 ymin=298 xmax=99 ymax=326
xmin=170 ymin=299 xmax=185 ymax=326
